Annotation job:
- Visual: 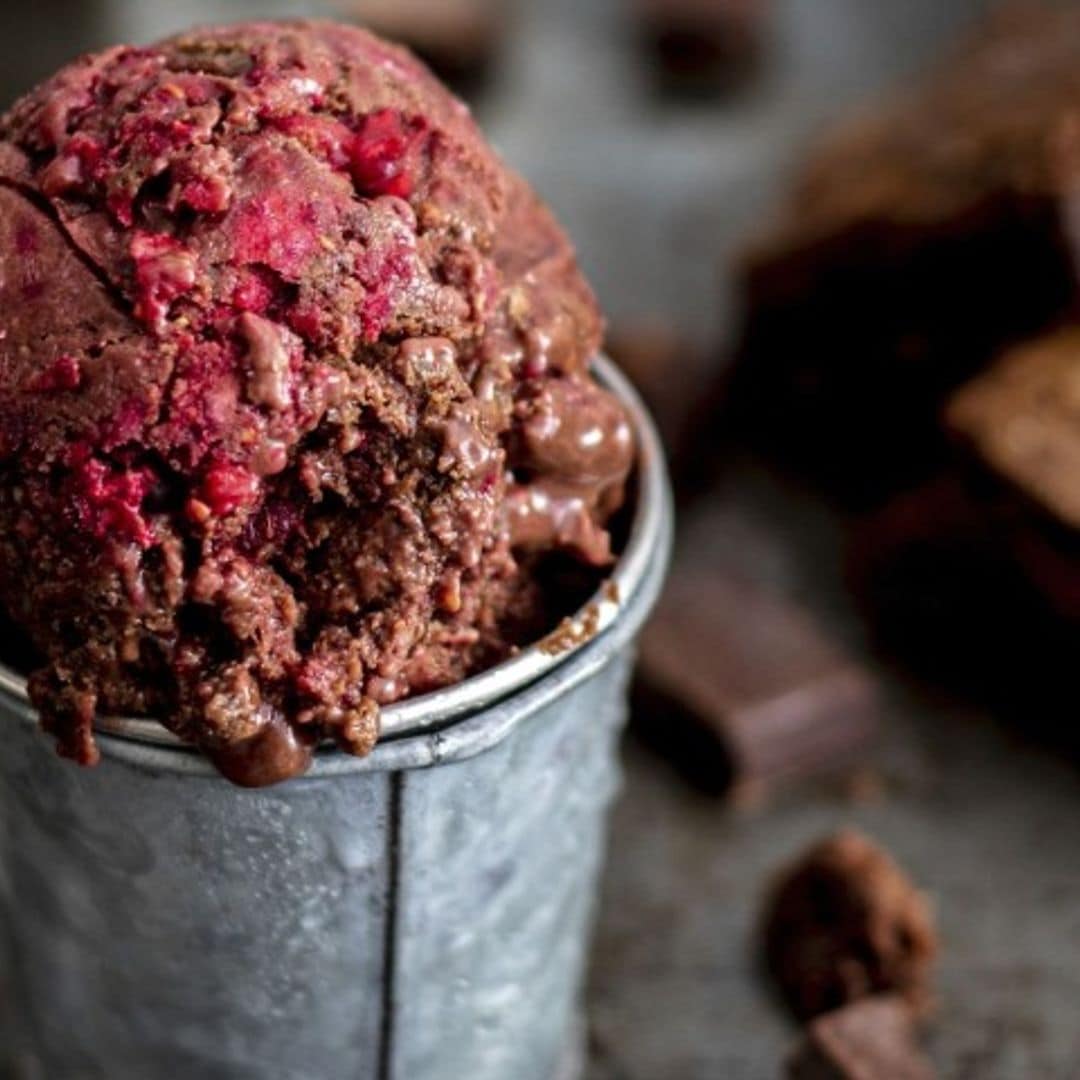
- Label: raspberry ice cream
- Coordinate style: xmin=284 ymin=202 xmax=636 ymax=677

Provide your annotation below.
xmin=0 ymin=21 xmax=633 ymax=785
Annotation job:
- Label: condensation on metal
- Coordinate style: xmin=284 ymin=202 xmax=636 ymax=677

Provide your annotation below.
xmin=0 ymin=358 xmax=673 ymax=1080
xmin=0 ymin=354 xmax=667 ymax=753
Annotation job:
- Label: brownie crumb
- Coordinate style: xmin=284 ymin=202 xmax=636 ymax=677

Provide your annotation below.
xmin=762 ymin=830 xmax=937 ymax=1022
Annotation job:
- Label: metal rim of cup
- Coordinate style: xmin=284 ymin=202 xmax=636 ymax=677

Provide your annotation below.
xmin=0 ymin=353 xmax=672 ymax=775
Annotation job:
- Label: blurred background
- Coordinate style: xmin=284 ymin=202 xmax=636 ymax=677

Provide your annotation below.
xmin=6 ymin=1 xmax=1080 ymax=1076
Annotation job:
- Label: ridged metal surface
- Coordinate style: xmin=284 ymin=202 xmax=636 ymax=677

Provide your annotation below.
xmin=0 ymin=361 xmax=672 ymax=1080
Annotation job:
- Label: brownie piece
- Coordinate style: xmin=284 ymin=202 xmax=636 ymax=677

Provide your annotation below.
xmin=724 ymin=6 xmax=1080 ymax=506
xmin=786 ymin=996 xmax=936 ymax=1080
xmin=763 ymin=831 xmax=937 ymax=1022
xmin=948 ymin=327 xmax=1080 ymax=532
xmin=845 ymin=459 xmax=1080 ymax=739
xmin=947 ymin=327 xmax=1080 ymax=624
xmin=636 ymin=562 xmax=878 ymax=794
xmin=634 ymin=0 xmax=771 ymax=99
xmin=838 ymin=329 xmax=1080 ymax=723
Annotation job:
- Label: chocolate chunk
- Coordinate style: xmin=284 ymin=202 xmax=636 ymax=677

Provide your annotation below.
xmin=722 ymin=5 xmax=1080 ymax=506
xmin=763 ymin=831 xmax=937 ymax=1023
xmin=786 ymin=996 xmax=936 ymax=1080
xmin=636 ymin=566 xmax=878 ymax=794
xmin=633 ymin=0 xmax=771 ymax=99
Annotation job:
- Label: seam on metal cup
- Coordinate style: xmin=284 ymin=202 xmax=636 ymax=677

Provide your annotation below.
xmin=0 ymin=353 xmax=672 ymax=775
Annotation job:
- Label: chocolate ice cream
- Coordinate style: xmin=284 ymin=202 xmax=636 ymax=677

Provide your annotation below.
xmin=0 ymin=21 xmax=633 ymax=785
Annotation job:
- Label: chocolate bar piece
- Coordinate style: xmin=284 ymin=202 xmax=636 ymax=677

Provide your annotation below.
xmin=634 ymin=0 xmax=771 ymax=99
xmin=722 ymin=6 xmax=1080 ymax=506
xmin=786 ymin=996 xmax=936 ymax=1080
xmin=636 ymin=563 xmax=878 ymax=794
xmin=763 ymin=831 xmax=937 ymax=1023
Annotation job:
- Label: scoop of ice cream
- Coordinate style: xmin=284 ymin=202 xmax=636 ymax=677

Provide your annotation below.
xmin=0 ymin=21 xmax=633 ymax=785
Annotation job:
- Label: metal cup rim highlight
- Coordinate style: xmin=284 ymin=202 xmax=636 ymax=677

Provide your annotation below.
xmin=0 ymin=353 xmax=672 ymax=775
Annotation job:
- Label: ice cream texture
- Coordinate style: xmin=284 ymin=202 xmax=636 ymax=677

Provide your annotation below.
xmin=0 ymin=21 xmax=633 ymax=785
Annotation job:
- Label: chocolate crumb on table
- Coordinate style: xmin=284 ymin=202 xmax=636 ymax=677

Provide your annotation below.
xmin=786 ymin=996 xmax=936 ymax=1080
xmin=635 ymin=564 xmax=878 ymax=795
xmin=763 ymin=831 xmax=937 ymax=1023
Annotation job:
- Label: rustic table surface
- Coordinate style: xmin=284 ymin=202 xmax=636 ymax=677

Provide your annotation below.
xmin=4 ymin=1 xmax=1077 ymax=1077
xmin=586 ymin=471 xmax=1080 ymax=1080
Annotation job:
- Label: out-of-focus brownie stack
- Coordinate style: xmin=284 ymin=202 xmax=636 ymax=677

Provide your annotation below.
xmin=718 ymin=5 xmax=1080 ymax=720
xmin=947 ymin=328 xmax=1080 ymax=625
xmin=725 ymin=4 xmax=1080 ymax=505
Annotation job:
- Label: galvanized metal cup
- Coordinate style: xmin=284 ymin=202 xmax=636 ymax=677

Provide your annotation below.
xmin=0 ymin=356 xmax=672 ymax=1080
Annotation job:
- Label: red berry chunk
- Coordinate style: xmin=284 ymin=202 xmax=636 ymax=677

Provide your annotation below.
xmin=198 ymin=459 xmax=261 ymax=517
xmin=347 ymin=109 xmax=429 ymax=199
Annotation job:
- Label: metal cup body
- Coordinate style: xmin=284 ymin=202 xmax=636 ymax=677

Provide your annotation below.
xmin=0 ymin=651 xmax=636 ymax=1080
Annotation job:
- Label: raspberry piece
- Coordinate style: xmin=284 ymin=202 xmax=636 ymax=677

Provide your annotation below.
xmin=197 ymin=459 xmax=261 ymax=518
xmin=69 ymin=457 xmax=155 ymax=547
xmin=28 ymin=355 xmax=82 ymax=393
xmin=347 ymin=109 xmax=428 ymax=199
xmin=130 ymin=232 xmax=198 ymax=333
